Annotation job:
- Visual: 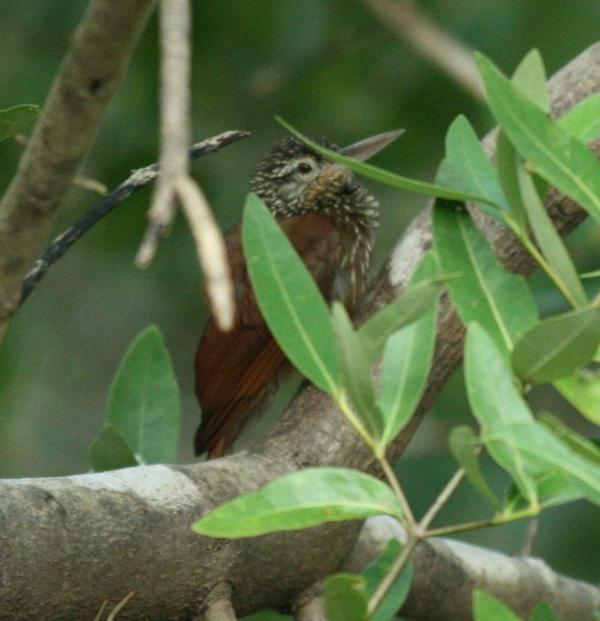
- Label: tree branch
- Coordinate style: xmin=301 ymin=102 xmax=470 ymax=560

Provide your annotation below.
xmin=0 ymin=43 xmax=598 ymax=621
xmin=0 ymin=0 xmax=157 ymax=324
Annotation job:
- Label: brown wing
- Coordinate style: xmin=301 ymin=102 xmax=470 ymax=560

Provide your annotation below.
xmin=194 ymin=213 xmax=342 ymax=458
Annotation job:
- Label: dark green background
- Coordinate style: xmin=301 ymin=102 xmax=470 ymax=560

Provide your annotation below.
xmin=0 ymin=0 xmax=598 ymax=586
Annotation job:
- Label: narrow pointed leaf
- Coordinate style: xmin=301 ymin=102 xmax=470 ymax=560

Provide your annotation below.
xmin=276 ymin=117 xmax=500 ymax=208
xmin=476 ymin=53 xmax=600 ymax=226
xmin=363 ymin=539 xmax=413 ymax=621
xmin=474 ymin=591 xmax=522 ymax=621
xmin=106 ymin=326 xmax=180 ymax=464
xmin=449 ymin=426 xmax=500 ymax=509
xmin=358 ymin=274 xmax=448 ymax=365
xmin=332 ymin=303 xmax=384 ymax=441
xmin=324 ymin=574 xmax=368 ymax=621
xmin=465 ymin=324 xmax=537 ymax=502
xmin=496 ymin=132 xmax=528 ymax=232
xmin=378 ymin=253 xmax=439 ymax=447
xmin=538 ymin=412 xmax=600 ymax=465
xmin=558 ymin=92 xmax=600 ymax=144
xmin=512 ymin=307 xmax=600 ymax=383
xmin=90 ymin=424 xmax=138 ymax=472
xmin=511 ymin=49 xmax=550 ymax=113
xmin=516 ymin=160 xmax=587 ymax=307
xmin=434 ymin=205 xmax=538 ymax=356
xmin=441 ymin=115 xmax=509 ymax=214
xmin=243 ymin=193 xmax=340 ymax=394
xmin=0 ymin=104 xmax=40 ymax=142
xmin=193 ymin=468 xmax=403 ymax=538
xmin=529 ymin=602 xmax=557 ymax=621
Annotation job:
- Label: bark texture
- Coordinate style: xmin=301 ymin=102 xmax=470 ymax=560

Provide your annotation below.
xmin=0 ymin=42 xmax=599 ymax=621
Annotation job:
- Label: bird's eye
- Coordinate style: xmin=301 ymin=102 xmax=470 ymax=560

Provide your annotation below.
xmin=297 ymin=162 xmax=313 ymax=175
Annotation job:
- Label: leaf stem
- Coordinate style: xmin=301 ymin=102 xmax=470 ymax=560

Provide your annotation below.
xmin=418 ymin=467 xmax=466 ymax=532
xmin=378 ymin=454 xmax=416 ymax=528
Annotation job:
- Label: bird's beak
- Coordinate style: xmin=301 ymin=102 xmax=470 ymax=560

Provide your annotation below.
xmin=339 ymin=128 xmax=405 ymax=162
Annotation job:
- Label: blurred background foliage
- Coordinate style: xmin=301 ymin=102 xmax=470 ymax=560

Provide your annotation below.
xmin=0 ymin=0 xmax=598 ymax=583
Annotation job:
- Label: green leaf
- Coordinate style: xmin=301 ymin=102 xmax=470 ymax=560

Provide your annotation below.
xmin=482 ymin=422 xmax=600 ymax=506
xmin=243 ymin=193 xmax=340 ymax=394
xmin=363 ymin=540 xmax=413 ymax=621
xmin=378 ymin=254 xmax=439 ymax=447
xmin=529 ymin=602 xmax=557 ymax=621
xmin=496 ymin=132 xmax=528 ymax=232
xmin=276 ymin=117 xmax=500 ymax=209
xmin=465 ymin=324 xmax=537 ymax=503
xmin=332 ymin=303 xmax=384 ymax=442
xmin=476 ymin=53 xmax=600 ymax=227
xmin=473 ymin=590 xmax=522 ymax=621
xmin=511 ymin=49 xmax=550 ymax=113
xmin=0 ymin=104 xmax=39 ymax=142
xmin=106 ymin=326 xmax=180 ymax=464
xmin=512 ymin=307 xmax=600 ymax=383
xmin=434 ymin=205 xmax=538 ymax=356
xmin=554 ymin=367 xmax=600 ymax=425
xmin=358 ymin=274 xmax=447 ymax=365
xmin=538 ymin=413 xmax=600 ymax=464
xmin=515 ymin=160 xmax=587 ymax=307
xmin=559 ymin=92 xmax=600 ymax=144
xmin=193 ymin=468 xmax=403 ymax=538
xmin=441 ymin=115 xmax=509 ymax=215
xmin=324 ymin=574 xmax=368 ymax=621
xmin=449 ymin=426 xmax=500 ymax=509
xmin=89 ymin=424 xmax=138 ymax=472
xmin=240 ymin=612 xmax=292 ymax=621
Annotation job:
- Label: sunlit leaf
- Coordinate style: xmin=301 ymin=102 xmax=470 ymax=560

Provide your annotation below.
xmin=193 ymin=468 xmax=403 ymax=538
xmin=559 ymin=92 xmax=600 ymax=144
xmin=89 ymin=424 xmax=138 ymax=472
xmin=332 ymin=303 xmax=383 ymax=442
xmin=476 ymin=53 xmax=600 ymax=226
xmin=378 ymin=252 xmax=439 ymax=447
xmin=243 ymin=193 xmax=340 ymax=394
xmin=473 ymin=590 xmax=522 ymax=621
xmin=434 ymin=205 xmax=538 ymax=356
xmin=449 ymin=426 xmax=500 ymax=509
xmin=554 ymin=367 xmax=600 ymax=425
xmin=538 ymin=413 xmax=600 ymax=464
xmin=276 ymin=117 xmax=500 ymax=208
xmin=511 ymin=49 xmax=550 ymax=113
xmin=465 ymin=323 xmax=537 ymax=503
xmin=106 ymin=326 xmax=180 ymax=464
xmin=324 ymin=574 xmax=368 ymax=621
xmin=512 ymin=307 xmax=600 ymax=383
xmin=0 ymin=104 xmax=39 ymax=142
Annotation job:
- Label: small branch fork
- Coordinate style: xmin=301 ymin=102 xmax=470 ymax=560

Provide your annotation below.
xmin=19 ymin=130 xmax=249 ymax=307
xmin=136 ymin=0 xmax=235 ymax=330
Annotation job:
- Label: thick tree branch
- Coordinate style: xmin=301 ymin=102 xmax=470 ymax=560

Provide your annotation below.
xmin=0 ymin=44 xmax=599 ymax=620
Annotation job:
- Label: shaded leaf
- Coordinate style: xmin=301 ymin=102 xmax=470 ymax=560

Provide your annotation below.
xmin=434 ymin=205 xmax=538 ymax=356
xmin=496 ymin=132 xmax=527 ymax=232
xmin=559 ymin=92 xmax=600 ymax=144
xmin=512 ymin=307 xmax=600 ymax=383
xmin=465 ymin=324 xmax=537 ymax=502
xmin=511 ymin=49 xmax=550 ymax=112
xmin=324 ymin=574 xmax=368 ymax=621
xmin=476 ymin=53 xmax=600 ymax=226
xmin=516 ymin=160 xmax=587 ymax=307
xmin=449 ymin=426 xmax=500 ymax=509
xmin=378 ymin=253 xmax=439 ymax=447
xmin=554 ymin=367 xmax=600 ymax=425
xmin=243 ymin=193 xmax=340 ymax=394
xmin=193 ymin=468 xmax=403 ymax=538
xmin=363 ymin=539 xmax=413 ymax=621
xmin=106 ymin=326 xmax=180 ymax=464
xmin=473 ymin=590 xmax=522 ymax=621
xmin=89 ymin=424 xmax=138 ymax=473
xmin=538 ymin=412 xmax=600 ymax=465
xmin=529 ymin=602 xmax=557 ymax=621
xmin=277 ymin=117 xmax=500 ymax=208
xmin=332 ymin=303 xmax=384 ymax=442
xmin=0 ymin=104 xmax=39 ymax=142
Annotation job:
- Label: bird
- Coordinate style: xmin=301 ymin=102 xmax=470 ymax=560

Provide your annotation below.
xmin=194 ymin=129 xmax=403 ymax=458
